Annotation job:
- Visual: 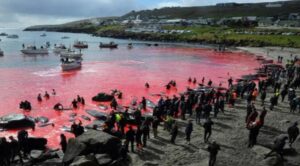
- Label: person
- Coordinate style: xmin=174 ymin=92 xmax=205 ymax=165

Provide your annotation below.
xmin=193 ymin=77 xmax=197 ymax=84
xmin=77 ymin=95 xmax=82 ymax=103
xmin=287 ymin=122 xmax=299 ymax=147
xmin=152 ymin=117 xmax=159 ymax=138
xmin=81 ymin=97 xmax=85 ymax=105
xmin=260 ymin=89 xmax=266 ymax=106
xmin=145 ymin=82 xmax=150 ymax=88
xmin=141 ymin=120 xmax=150 ymax=147
xmin=110 ymin=97 xmax=118 ymax=110
xmin=207 ymin=141 xmax=220 ymax=166
xmin=125 ymin=126 xmax=135 ymax=152
xmin=44 ymin=91 xmax=50 ymax=99
xmin=203 ymin=118 xmax=214 ymax=143
xmin=52 ymin=89 xmax=56 ymax=95
xmin=170 ymin=122 xmax=178 ymax=144
xmin=60 ymin=134 xmax=67 ymax=153
xmin=195 ymin=103 xmax=202 ymax=124
xmin=264 ymin=134 xmax=288 ymax=160
xmin=141 ymin=97 xmax=147 ymax=110
xmin=9 ymin=136 xmax=23 ymax=164
xmin=72 ymin=99 xmax=78 ymax=109
xmin=135 ymin=126 xmax=143 ymax=152
xmin=208 ymin=79 xmax=213 ymax=86
xmin=248 ymin=121 xmax=261 ymax=148
xmin=228 ymin=77 xmax=233 ymax=88
xmin=0 ymin=138 xmax=10 ymax=166
xmin=37 ymin=93 xmax=42 ymax=102
xmin=185 ymin=120 xmax=193 ymax=144
xmin=188 ymin=77 xmax=192 ymax=83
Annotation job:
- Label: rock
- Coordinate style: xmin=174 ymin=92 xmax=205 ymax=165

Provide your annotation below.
xmin=92 ymin=93 xmax=114 ymax=102
xmin=95 ymin=154 xmax=112 ymax=166
xmin=143 ymin=161 xmax=159 ymax=166
xmin=31 ymin=151 xmax=60 ymax=164
xmin=0 ymin=114 xmax=35 ymax=129
xmin=70 ymin=155 xmax=99 ymax=166
xmin=63 ymin=130 xmax=121 ymax=164
xmin=63 ymin=138 xmax=87 ymax=164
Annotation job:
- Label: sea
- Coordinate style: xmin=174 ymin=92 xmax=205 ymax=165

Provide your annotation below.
xmin=0 ymin=28 xmax=261 ymax=147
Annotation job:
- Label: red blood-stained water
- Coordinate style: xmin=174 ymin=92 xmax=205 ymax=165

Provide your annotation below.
xmin=0 ymin=46 xmax=260 ymax=148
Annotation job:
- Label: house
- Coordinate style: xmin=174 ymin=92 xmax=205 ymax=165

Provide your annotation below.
xmin=265 ymin=3 xmax=282 ymax=8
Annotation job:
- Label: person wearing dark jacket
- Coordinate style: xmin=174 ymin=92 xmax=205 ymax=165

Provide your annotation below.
xmin=264 ymin=134 xmax=288 ymax=160
xmin=125 ymin=126 xmax=135 ymax=152
xmin=60 ymin=134 xmax=67 ymax=153
xmin=287 ymin=122 xmax=299 ymax=147
xmin=207 ymin=141 xmax=220 ymax=166
xmin=185 ymin=120 xmax=193 ymax=144
xmin=170 ymin=122 xmax=178 ymax=144
xmin=203 ymin=118 xmax=214 ymax=143
xmin=152 ymin=117 xmax=159 ymax=138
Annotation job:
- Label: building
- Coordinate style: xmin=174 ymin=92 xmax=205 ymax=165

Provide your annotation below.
xmin=265 ymin=3 xmax=282 ymax=8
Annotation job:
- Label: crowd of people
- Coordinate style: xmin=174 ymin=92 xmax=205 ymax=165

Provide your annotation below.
xmin=2 ymin=53 xmax=300 ymax=166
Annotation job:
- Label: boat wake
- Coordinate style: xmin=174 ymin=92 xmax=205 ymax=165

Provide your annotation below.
xmin=32 ymin=67 xmax=61 ymax=77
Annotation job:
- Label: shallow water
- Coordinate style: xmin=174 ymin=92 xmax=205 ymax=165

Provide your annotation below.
xmin=0 ymin=29 xmax=260 ymax=147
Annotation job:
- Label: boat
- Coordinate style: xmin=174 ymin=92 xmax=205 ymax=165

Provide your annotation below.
xmin=99 ymin=42 xmax=118 ymax=49
xmin=60 ymin=49 xmax=82 ymax=59
xmin=40 ymin=33 xmax=47 ymax=37
xmin=21 ymin=45 xmax=49 ymax=54
xmin=0 ymin=32 xmax=8 ymax=36
xmin=73 ymin=41 xmax=88 ymax=49
xmin=127 ymin=43 xmax=133 ymax=49
xmin=53 ymin=44 xmax=67 ymax=53
xmin=7 ymin=34 xmax=19 ymax=39
xmin=61 ymin=36 xmax=70 ymax=39
xmin=0 ymin=48 xmax=3 ymax=56
xmin=61 ymin=58 xmax=82 ymax=71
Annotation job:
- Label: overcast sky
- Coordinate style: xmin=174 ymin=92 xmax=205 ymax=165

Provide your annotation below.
xmin=0 ymin=0 xmax=285 ymax=28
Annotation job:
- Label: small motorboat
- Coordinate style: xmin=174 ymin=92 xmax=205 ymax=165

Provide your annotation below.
xmin=53 ymin=44 xmax=67 ymax=53
xmin=61 ymin=58 xmax=82 ymax=71
xmin=7 ymin=34 xmax=19 ymax=39
xmin=99 ymin=42 xmax=118 ymax=49
xmin=60 ymin=49 xmax=82 ymax=59
xmin=21 ymin=45 xmax=48 ymax=54
xmin=73 ymin=40 xmax=88 ymax=49
xmin=61 ymin=36 xmax=70 ymax=39
xmin=40 ymin=33 xmax=47 ymax=37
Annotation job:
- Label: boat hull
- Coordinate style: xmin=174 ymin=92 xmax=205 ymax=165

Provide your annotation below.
xmin=21 ymin=49 xmax=49 ymax=54
xmin=61 ymin=62 xmax=82 ymax=71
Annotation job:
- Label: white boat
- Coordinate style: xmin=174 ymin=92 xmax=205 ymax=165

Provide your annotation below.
xmin=21 ymin=45 xmax=49 ymax=54
xmin=61 ymin=36 xmax=70 ymax=39
xmin=40 ymin=33 xmax=47 ymax=37
xmin=53 ymin=44 xmax=67 ymax=53
xmin=7 ymin=34 xmax=19 ymax=39
xmin=61 ymin=58 xmax=82 ymax=71
xmin=0 ymin=49 xmax=3 ymax=56
xmin=60 ymin=49 xmax=82 ymax=59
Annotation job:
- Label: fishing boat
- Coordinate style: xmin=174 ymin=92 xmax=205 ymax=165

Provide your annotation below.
xmin=73 ymin=40 xmax=88 ymax=49
xmin=0 ymin=48 xmax=3 ymax=56
xmin=53 ymin=44 xmax=67 ymax=53
xmin=127 ymin=43 xmax=133 ymax=49
xmin=40 ymin=33 xmax=47 ymax=37
xmin=61 ymin=58 xmax=82 ymax=71
xmin=60 ymin=49 xmax=82 ymax=59
xmin=7 ymin=34 xmax=19 ymax=39
xmin=0 ymin=32 xmax=8 ymax=36
xmin=61 ymin=36 xmax=70 ymax=39
xmin=21 ymin=45 xmax=49 ymax=54
xmin=99 ymin=42 xmax=118 ymax=49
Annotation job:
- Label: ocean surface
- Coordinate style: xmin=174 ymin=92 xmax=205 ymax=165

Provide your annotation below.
xmin=0 ymin=28 xmax=261 ymax=147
